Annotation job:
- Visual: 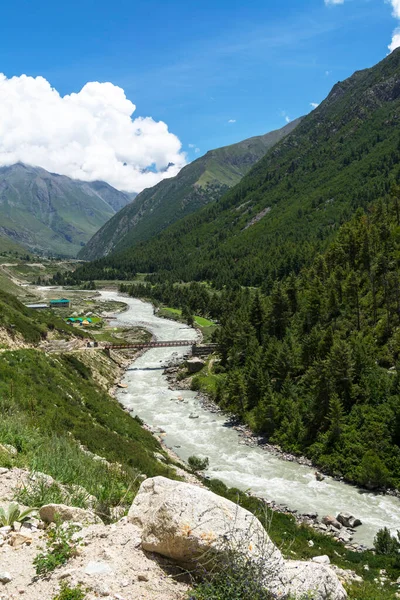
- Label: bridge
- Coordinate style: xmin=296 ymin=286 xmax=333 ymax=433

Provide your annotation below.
xmin=102 ymin=340 xmax=217 ymax=356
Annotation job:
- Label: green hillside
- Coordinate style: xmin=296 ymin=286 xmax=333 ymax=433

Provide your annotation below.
xmin=0 ymin=234 xmax=28 ymax=257
xmin=72 ymin=48 xmax=400 ymax=286
xmin=0 ymin=163 xmax=131 ymax=257
xmin=0 ymin=287 xmax=176 ymax=515
xmin=78 ymin=119 xmax=301 ymax=260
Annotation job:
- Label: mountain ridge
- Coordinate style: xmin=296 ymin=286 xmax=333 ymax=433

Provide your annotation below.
xmin=0 ymin=163 xmax=132 ymax=257
xmin=72 ymin=48 xmax=400 ymax=286
xmin=78 ymin=118 xmax=302 ymax=260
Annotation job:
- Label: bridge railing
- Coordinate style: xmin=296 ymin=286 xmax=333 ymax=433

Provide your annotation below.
xmin=103 ymin=340 xmax=195 ymax=350
xmin=103 ymin=340 xmax=218 ymax=351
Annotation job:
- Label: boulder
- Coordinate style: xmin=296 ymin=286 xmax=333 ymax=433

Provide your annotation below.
xmin=322 ymin=515 xmax=342 ymax=529
xmin=129 ymin=477 xmax=347 ymax=599
xmin=39 ymin=504 xmax=102 ymax=526
xmin=337 ymin=512 xmax=362 ymax=528
xmin=186 ymin=358 xmax=205 ymax=374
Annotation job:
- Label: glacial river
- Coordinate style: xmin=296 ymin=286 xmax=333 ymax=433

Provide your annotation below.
xmin=100 ymin=290 xmax=400 ymax=547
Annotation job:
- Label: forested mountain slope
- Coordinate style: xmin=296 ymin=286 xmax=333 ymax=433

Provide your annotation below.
xmin=78 ymin=119 xmax=301 ymax=260
xmin=74 ymin=48 xmax=400 ymax=285
xmin=121 ymin=194 xmax=400 ymax=491
xmin=0 ymin=163 xmax=131 ymax=257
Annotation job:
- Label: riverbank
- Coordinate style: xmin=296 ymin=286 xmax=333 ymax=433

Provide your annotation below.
xmin=161 ymin=364 xmax=371 ymax=552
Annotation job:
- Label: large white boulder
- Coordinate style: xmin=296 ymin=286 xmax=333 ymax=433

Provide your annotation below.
xmin=128 ymin=477 xmax=347 ymax=599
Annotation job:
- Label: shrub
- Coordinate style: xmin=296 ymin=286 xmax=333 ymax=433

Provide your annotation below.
xmin=34 ymin=518 xmax=82 ymax=575
xmin=53 ymin=582 xmax=86 ymax=600
xmin=188 ymin=455 xmax=209 ymax=473
xmin=374 ymin=527 xmax=400 ymax=555
xmin=357 ymin=451 xmax=390 ymax=489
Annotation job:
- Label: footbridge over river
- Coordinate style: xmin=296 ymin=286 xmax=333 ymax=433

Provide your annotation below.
xmin=102 ymin=340 xmax=217 ymax=357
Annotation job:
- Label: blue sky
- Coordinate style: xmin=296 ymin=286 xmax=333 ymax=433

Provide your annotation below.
xmin=0 ymin=0 xmax=399 ymax=190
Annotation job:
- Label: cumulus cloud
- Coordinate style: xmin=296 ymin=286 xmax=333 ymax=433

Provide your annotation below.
xmin=389 ymin=0 xmax=400 ymax=19
xmin=0 ymin=74 xmax=187 ymax=192
xmin=388 ymin=1 xmax=400 ymax=51
xmin=310 ymin=102 xmax=320 ymax=109
xmin=388 ymin=27 xmax=400 ymax=51
xmin=228 ymin=119 xmax=236 ymax=123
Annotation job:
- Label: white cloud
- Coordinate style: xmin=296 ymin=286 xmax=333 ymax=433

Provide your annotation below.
xmin=388 ymin=27 xmax=400 ymax=51
xmin=188 ymin=143 xmax=196 ymax=148
xmin=387 ymin=1 xmax=400 ymax=52
xmin=195 ymin=148 xmax=200 ymax=154
xmin=0 ymin=74 xmax=187 ymax=192
xmin=324 ymin=0 xmax=345 ymax=5
xmin=388 ymin=0 xmax=400 ymax=19
xmin=228 ymin=119 xmax=236 ymax=123
xmin=310 ymin=102 xmax=320 ymax=109
xmin=285 ymin=116 xmax=291 ymax=123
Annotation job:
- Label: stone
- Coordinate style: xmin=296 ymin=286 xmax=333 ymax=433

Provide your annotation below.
xmin=308 ymin=540 xmax=314 ymax=547
xmin=137 ymin=574 xmax=149 ymax=582
xmin=129 ymin=477 xmax=347 ymax=600
xmin=0 ymin=444 xmax=17 ymax=456
xmin=322 ymin=515 xmax=342 ymax=529
xmin=84 ymin=561 xmax=113 ymax=575
xmin=0 ymin=572 xmax=12 ymax=584
xmin=312 ymin=555 xmax=331 ymax=565
xmin=186 ymin=358 xmax=205 ymax=374
xmin=9 ymin=532 xmax=32 ymax=547
xmin=0 ymin=526 xmax=11 ymax=535
xmin=336 ymin=512 xmax=362 ymax=528
xmin=39 ymin=504 xmax=102 ymax=526
xmin=128 ymin=476 xmax=283 ymax=568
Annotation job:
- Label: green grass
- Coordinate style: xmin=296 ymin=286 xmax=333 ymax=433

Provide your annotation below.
xmin=194 ymin=316 xmax=215 ymax=327
xmin=159 ymin=307 xmax=217 ymax=341
xmin=0 ymin=349 xmax=178 ymax=515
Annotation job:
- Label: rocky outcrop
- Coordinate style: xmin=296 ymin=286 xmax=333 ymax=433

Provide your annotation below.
xmin=39 ymin=504 xmax=102 ymax=526
xmin=129 ymin=476 xmax=347 ymax=599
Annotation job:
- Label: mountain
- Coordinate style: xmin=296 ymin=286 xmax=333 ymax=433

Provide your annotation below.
xmin=0 ymin=163 xmax=132 ymax=257
xmin=73 ymin=49 xmax=400 ymax=285
xmin=78 ymin=119 xmax=302 ymax=260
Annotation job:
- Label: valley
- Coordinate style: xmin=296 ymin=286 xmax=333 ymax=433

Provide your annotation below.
xmin=2 ymin=39 xmax=400 ymax=600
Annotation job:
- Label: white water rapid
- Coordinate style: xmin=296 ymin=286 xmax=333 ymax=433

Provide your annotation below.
xmin=100 ymin=291 xmax=400 ymax=547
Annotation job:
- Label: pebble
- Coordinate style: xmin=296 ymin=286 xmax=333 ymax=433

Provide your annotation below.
xmin=0 ymin=572 xmax=12 ymax=584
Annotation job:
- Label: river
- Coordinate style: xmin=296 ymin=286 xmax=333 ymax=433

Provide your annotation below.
xmin=100 ymin=290 xmax=400 ymax=547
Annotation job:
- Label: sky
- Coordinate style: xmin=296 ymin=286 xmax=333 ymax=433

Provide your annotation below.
xmin=0 ymin=0 xmax=399 ymax=192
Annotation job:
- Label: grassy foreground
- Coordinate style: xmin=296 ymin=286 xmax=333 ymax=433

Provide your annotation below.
xmin=0 ymin=348 xmax=177 ymax=516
